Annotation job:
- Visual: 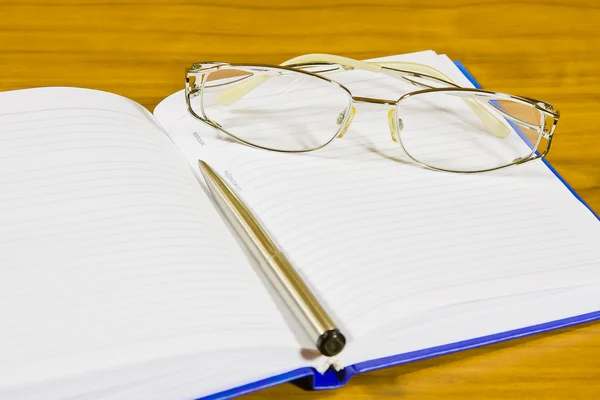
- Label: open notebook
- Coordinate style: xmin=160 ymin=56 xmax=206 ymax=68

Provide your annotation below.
xmin=0 ymin=51 xmax=598 ymax=400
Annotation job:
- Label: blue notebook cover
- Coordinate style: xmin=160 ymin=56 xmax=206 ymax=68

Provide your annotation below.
xmin=199 ymin=60 xmax=600 ymax=400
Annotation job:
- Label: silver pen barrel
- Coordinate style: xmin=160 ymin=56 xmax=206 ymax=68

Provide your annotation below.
xmin=198 ymin=160 xmax=346 ymax=357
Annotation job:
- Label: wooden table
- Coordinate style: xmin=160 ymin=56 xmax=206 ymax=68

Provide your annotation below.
xmin=1 ymin=0 xmax=599 ymax=398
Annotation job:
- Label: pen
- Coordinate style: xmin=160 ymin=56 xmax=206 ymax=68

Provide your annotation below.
xmin=198 ymin=160 xmax=346 ymax=357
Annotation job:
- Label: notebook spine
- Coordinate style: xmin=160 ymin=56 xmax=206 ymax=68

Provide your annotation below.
xmin=294 ymin=365 xmax=357 ymax=391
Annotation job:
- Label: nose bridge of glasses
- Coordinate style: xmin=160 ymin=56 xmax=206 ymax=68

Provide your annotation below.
xmin=351 ymin=96 xmax=397 ymax=108
xmin=342 ymin=97 xmax=401 ymax=144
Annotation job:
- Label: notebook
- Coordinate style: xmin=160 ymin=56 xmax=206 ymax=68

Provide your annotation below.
xmin=0 ymin=50 xmax=598 ymax=400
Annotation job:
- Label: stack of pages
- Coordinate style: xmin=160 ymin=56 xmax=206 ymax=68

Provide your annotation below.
xmin=0 ymin=50 xmax=598 ymax=400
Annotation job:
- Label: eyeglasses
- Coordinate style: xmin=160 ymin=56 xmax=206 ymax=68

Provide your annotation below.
xmin=185 ymin=54 xmax=560 ymax=173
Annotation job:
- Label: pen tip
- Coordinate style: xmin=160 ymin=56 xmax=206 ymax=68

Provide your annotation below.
xmin=317 ymin=329 xmax=346 ymax=357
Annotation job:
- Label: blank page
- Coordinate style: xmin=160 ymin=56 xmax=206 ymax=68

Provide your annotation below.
xmin=0 ymin=87 xmax=304 ymax=398
xmin=154 ymin=51 xmax=600 ymax=365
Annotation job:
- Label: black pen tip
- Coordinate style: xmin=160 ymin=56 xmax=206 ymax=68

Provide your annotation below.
xmin=317 ymin=329 xmax=346 ymax=357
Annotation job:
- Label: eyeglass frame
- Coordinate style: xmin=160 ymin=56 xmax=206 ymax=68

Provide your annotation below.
xmin=185 ymin=54 xmax=560 ymax=173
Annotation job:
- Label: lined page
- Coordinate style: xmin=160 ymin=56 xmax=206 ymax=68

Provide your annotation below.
xmin=0 ymin=88 xmax=303 ymax=394
xmin=154 ymin=52 xmax=600 ymax=347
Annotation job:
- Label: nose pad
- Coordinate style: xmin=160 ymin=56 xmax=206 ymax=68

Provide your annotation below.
xmin=387 ymin=109 xmax=402 ymax=143
xmin=336 ymin=106 xmax=356 ymax=138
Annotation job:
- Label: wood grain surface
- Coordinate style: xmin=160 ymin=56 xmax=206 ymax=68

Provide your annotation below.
xmin=1 ymin=0 xmax=599 ymax=398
